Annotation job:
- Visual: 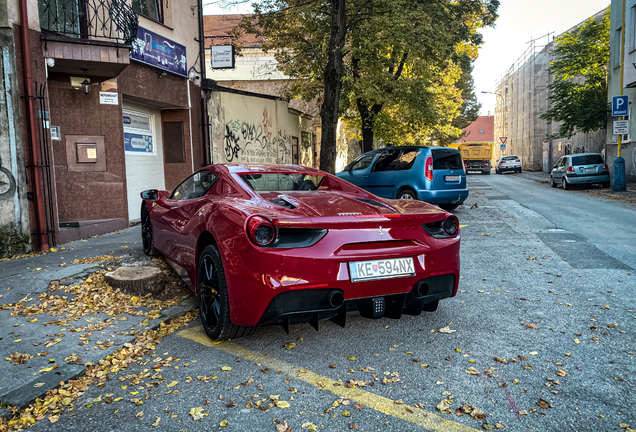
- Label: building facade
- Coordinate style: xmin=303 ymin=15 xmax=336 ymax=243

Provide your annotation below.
xmin=0 ymin=0 xmax=207 ymax=256
xmin=607 ymin=0 xmax=636 ymax=181
xmin=493 ymin=9 xmax=608 ymax=172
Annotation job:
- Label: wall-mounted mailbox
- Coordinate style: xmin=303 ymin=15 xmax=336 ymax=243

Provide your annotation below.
xmin=66 ymin=135 xmax=106 ymax=172
xmin=77 ymin=143 xmax=98 ymax=163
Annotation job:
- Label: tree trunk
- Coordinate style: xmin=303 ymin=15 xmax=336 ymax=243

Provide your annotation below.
xmin=319 ymin=0 xmax=346 ymax=174
xmin=357 ymin=99 xmax=383 ymax=153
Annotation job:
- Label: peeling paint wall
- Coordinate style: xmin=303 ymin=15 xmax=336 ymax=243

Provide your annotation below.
xmin=0 ymin=31 xmax=32 ymax=257
xmin=209 ymin=91 xmax=313 ymax=166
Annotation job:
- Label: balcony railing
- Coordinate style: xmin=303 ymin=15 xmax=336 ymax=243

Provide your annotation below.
xmin=39 ymin=0 xmax=138 ymax=46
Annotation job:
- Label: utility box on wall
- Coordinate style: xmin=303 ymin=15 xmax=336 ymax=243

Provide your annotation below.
xmin=65 ymin=135 xmax=106 ymax=172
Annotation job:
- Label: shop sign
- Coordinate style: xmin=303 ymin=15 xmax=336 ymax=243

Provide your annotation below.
xmin=211 ymin=45 xmax=235 ymax=69
xmin=100 ymin=91 xmax=119 ymax=105
xmin=131 ymin=26 xmax=187 ymax=77
xmin=123 ymin=113 xmax=151 ymax=132
xmin=124 ymin=132 xmax=154 ymax=154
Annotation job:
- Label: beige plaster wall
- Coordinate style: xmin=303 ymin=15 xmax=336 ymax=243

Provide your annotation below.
xmin=3 ymin=0 xmax=40 ymax=29
xmin=209 ymin=91 xmax=312 ymax=166
xmin=206 ymin=48 xmax=287 ymax=81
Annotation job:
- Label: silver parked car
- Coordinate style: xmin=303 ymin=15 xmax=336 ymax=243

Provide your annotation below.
xmin=550 ymin=153 xmax=610 ymax=190
xmin=495 ymin=155 xmax=522 ymax=174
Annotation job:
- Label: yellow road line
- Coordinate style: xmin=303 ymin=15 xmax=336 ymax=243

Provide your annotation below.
xmin=178 ymin=326 xmax=480 ymax=432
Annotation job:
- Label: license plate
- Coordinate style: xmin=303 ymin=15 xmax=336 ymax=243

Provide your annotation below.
xmin=445 ymin=175 xmax=460 ymax=182
xmin=584 ymin=168 xmax=595 ymax=173
xmin=348 ymin=257 xmax=416 ymax=282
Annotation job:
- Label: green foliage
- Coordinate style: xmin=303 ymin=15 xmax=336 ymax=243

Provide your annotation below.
xmin=243 ymin=0 xmax=497 ymax=149
xmin=540 ymin=9 xmax=610 ymax=139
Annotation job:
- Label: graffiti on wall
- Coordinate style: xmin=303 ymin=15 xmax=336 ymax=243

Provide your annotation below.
xmin=223 ymin=109 xmax=292 ymax=164
xmin=0 ymin=156 xmax=16 ymax=201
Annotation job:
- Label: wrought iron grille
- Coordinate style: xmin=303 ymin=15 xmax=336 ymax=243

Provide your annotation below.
xmin=39 ymin=0 xmax=138 ymax=46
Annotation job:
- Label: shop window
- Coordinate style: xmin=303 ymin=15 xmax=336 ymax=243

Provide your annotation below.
xmin=123 ymin=110 xmax=155 ymax=155
xmin=164 ymin=121 xmax=185 ymax=163
xmin=132 ymin=0 xmax=163 ymax=23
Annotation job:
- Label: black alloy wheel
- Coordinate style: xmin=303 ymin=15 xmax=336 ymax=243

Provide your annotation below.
xmin=197 ymin=244 xmax=254 ymax=341
xmin=141 ymin=206 xmax=158 ymax=256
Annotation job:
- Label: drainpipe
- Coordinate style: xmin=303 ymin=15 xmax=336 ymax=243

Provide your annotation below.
xmin=19 ymin=0 xmax=49 ymax=250
xmin=197 ymin=0 xmax=211 ymax=165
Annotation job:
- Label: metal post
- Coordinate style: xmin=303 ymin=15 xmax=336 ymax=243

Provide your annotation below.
xmin=614 ymin=0 xmax=627 ymax=191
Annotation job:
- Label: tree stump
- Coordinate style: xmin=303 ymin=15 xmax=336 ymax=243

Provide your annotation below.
xmin=104 ymin=266 xmax=164 ymax=296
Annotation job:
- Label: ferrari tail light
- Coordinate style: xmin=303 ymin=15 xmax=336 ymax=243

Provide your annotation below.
xmin=247 ymin=216 xmax=276 ymax=246
xmin=424 ymin=156 xmax=433 ymax=181
xmin=422 ymin=215 xmax=459 ymax=239
xmin=567 ymin=166 xmax=575 ymax=172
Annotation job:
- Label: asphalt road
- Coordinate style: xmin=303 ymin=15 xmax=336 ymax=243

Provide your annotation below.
xmin=25 ymin=173 xmax=636 ymax=432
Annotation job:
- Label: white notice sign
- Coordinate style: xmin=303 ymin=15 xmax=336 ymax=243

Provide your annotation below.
xmin=211 ymin=45 xmax=235 ymax=69
xmin=613 ymin=120 xmax=630 ymax=135
xmin=99 ymin=91 xmax=119 ymax=105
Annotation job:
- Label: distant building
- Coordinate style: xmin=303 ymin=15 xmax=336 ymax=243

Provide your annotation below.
xmin=453 ymin=116 xmax=494 ymax=143
xmin=493 ymin=8 xmax=607 ymax=172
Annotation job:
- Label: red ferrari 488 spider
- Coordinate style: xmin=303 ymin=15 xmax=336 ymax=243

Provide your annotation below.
xmin=141 ymin=164 xmax=460 ymax=340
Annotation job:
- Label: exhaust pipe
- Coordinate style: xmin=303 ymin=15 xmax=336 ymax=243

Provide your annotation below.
xmin=412 ymin=281 xmax=430 ymax=298
xmin=327 ymin=291 xmax=345 ymax=308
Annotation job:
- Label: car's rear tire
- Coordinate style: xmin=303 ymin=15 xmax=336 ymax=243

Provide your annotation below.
xmin=141 ymin=205 xmax=159 ymax=256
xmin=602 ymin=181 xmax=610 ymax=188
xmin=198 ymin=244 xmax=255 ymax=341
xmin=438 ymin=203 xmax=459 ymax=211
xmin=495 ymin=168 xmax=501 ymax=174
xmin=550 ymin=176 xmax=557 ymax=188
xmin=563 ymin=177 xmax=571 ymax=190
xmin=484 ymin=169 xmax=491 ymax=175
xmin=397 ymin=188 xmax=418 ymax=200
xmin=518 ymin=168 xmax=522 ymax=173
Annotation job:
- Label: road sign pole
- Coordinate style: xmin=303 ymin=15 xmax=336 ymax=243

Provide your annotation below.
xmin=613 ymin=0 xmax=627 ymax=191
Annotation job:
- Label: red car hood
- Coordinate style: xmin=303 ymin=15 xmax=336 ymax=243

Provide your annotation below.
xmin=256 ymin=191 xmax=445 ymax=219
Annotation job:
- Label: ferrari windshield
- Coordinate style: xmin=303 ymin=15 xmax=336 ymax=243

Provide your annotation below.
xmin=240 ymin=173 xmax=325 ymax=192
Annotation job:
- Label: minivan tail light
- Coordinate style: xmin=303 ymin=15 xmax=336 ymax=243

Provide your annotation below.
xmin=425 ymin=156 xmax=433 ymax=181
xmin=567 ymin=166 xmax=575 ymax=172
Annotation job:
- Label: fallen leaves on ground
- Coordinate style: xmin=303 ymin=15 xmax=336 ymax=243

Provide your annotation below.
xmin=5 ymin=352 xmax=34 ymax=365
xmin=301 ymin=422 xmax=318 ymax=431
xmin=438 ymin=326 xmax=456 ymax=334
xmin=436 ymin=399 xmax=454 ymax=414
xmin=0 ymin=311 xmax=197 ymax=431
xmin=456 ymin=404 xmax=486 ymax=420
xmin=525 ymin=324 xmax=538 ymax=329
xmin=275 ymin=420 xmax=291 ymax=432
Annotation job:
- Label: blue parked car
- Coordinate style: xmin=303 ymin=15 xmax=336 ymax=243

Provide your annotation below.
xmin=336 ymin=146 xmax=469 ymax=210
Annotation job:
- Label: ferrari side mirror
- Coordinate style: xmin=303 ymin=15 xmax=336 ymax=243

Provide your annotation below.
xmin=141 ymin=189 xmax=158 ymax=200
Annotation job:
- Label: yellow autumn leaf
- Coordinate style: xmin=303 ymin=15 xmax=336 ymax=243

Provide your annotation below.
xmin=301 ymin=423 xmax=318 ymax=431
xmin=166 ymin=381 xmax=179 ymax=388
xmin=348 ymin=357 xmax=356 ymax=361
xmin=276 ymin=401 xmax=291 ymax=409
xmin=131 ymin=296 xmax=139 ymax=303
xmin=574 ymin=338 xmax=580 ymax=344
xmin=221 ymin=366 xmax=231 ymax=371
xmin=152 ymin=417 xmax=161 ymax=427
xmin=284 ymin=343 xmax=297 ymax=350
xmin=220 ymin=420 xmax=228 ymax=427
xmin=39 ymin=364 xmax=59 ymax=373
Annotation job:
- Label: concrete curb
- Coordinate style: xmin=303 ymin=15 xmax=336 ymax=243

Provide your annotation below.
xmin=0 ymin=297 xmax=197 ymax=413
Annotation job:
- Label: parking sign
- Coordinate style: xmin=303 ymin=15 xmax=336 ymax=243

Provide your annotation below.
xmin=612 ymin=95 xmax=629 ymax=116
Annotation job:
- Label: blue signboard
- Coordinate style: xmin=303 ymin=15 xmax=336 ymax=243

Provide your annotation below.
xmin=124 ymin=133 xmax=154 ymax=154
xmin=130 ymin=26 xmax=187 ymax=77
xmin=612 ymin=95 xmax=629 ymax=116
xmin=500 ymin=144 xmax=506 ymax=151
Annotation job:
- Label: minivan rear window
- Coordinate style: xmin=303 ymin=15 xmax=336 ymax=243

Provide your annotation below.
xmin=432 ymin=149 xmax=463 ymax=170
xmin=571 ymin=154 xmax=603 ymax=166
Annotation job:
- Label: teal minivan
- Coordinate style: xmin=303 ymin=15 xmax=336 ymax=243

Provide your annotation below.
xmin=336 ymin=146 xmax=469 ymax=210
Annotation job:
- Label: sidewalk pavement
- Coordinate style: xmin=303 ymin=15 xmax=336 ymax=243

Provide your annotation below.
xmin=514 ymin=170 xmax=636 ymax=202
xmin=0 ymin=226 xmax=196 ymax=417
